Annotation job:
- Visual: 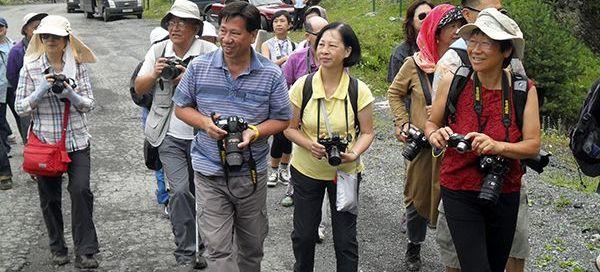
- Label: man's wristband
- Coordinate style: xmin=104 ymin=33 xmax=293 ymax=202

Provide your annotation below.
xmin=248 ymin=125 xmax=260 ymax=142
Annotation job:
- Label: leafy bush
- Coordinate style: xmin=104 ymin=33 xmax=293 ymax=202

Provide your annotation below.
xmin=504 ymin=0 xmax=600 ymax=123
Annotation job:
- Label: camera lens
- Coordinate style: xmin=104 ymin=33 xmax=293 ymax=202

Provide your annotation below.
xmin=402 ymin=141 xmax=420 ymax=161
xmin=327 ymin=145 xmax=342 ymax=166
xmin=225 ymin=132 xmax=244 ymax=168
xmin=161 ymin=63 xmax=181 ymax=80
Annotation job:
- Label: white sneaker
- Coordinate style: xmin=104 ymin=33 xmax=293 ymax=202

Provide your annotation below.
xmin=267 ymin=169 xmax=278 ymax=187
xmin=279 ymin=166 xmax=290 ymax=185
xmin=317 ymin=226 xmax=325 ymax=243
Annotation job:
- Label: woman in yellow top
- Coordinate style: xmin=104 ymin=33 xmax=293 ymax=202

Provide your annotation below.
xmin=284 ymin=22 xmax=375 ymax=272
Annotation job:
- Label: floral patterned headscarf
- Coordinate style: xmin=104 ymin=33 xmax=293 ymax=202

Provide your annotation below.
xmin=413 ymin=4 xmax=457 ymax=73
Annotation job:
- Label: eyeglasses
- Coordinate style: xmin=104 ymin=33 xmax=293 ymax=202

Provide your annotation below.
xmin=305 ymin=30 xmax=318 ymax=36
xmin=467 ymin=39 xmax=495 ymax=51
xmin=168 ymin=20 xmax=189 ymax=29
xmin=463 ymin=6 xmax=508 ymax=15
xmin=40 ymin=34 xmax=64 ymax=40
xmin=417 ymin=12 xmax=428 ymax=21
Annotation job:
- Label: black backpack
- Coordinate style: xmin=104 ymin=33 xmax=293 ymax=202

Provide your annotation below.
xmin=129 ymin=40 xmax=169 ymax=109
xmin=300 ymin=73 xmax=360 ymax=134
xmin=570 ymin=79 xmax=600 ymax=177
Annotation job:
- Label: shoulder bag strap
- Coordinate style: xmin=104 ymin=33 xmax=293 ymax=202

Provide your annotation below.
xmin=413 ymin=59 xmax=433 ymax=106
xmin=59 ymin=101 xmax=71 ymax=150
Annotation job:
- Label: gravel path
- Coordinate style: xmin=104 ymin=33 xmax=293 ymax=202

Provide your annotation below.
xmin=0 ymin=3 xmax=598 ymax=272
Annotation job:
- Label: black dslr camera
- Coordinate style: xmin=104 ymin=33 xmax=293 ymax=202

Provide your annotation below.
xmin=478 ymin=155 xmax=509 ymax=204
xmin=161 ymin=58 xmax=186 ymax=80
xmin=447 ymin=133 xmax=471 ymax=153
xmin=318 ymin=133 xmax=350 ymax=166
xmin=402 ymin=126 xmax=429 ymax=161
xmin=213 ymin=115 xmax=248 ymax=169
xmin=50 ymin=74 xmax=69 ymax=94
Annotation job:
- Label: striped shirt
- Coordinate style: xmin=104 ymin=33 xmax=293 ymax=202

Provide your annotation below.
xmin=173 ymin=48 xmax=292 ymax=176
xmin=15 ymin=55 xmax=94 ymax=152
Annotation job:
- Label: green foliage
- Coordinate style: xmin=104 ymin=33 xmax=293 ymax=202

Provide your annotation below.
xmin=143 ymin=0 xmax=173 ymax=19
xmin=504 ymin=0 xmax=600 ymax=122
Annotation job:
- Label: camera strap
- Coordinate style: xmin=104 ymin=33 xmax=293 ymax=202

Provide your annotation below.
xmin=216 ymin=139 xmax=258 ymax=200
xmin=473 ymin=72 xmax=511 ymax=142
xmin=316 ymin=98 xmax=350 ymax=140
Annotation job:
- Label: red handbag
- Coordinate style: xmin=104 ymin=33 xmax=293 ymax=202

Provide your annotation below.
xmin=23 ymin=102 xmax=72 ymax=177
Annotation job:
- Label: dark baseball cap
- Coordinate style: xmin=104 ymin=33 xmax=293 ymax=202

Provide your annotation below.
xmin=0 ymin=17 xmax=7 ymax=27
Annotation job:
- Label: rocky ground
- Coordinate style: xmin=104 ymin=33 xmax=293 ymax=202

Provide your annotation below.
xmin=0 ymin=3 xmax=598 ymax=272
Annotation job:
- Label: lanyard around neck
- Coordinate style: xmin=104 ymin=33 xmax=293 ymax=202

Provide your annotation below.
xmin=473 ymin=72 xmax=511 ymax=142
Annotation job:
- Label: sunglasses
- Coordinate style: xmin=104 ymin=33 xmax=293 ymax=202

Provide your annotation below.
xmin=463 ymin=6 xmax=508 ymax=15
xmin=40 ymin=34 xmax=64 ymax=40
xmin=417 ymin=12 xmax=428 ymax=21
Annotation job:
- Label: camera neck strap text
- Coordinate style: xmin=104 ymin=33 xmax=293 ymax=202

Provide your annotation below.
xmin=473 ymin=71 xmax=511 ymax=142
xmin=216 ymin=139 xmax=258 ymax=200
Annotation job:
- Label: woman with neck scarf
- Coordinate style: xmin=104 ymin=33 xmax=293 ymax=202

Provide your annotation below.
xmin=15 ymin=15 xmax=99 ymax=269
xmin=387 ymin=5 xmax=465 ymax=271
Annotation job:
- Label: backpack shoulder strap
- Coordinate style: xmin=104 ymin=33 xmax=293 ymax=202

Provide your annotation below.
xmin=511 ymin=72 xmax=529 ymax=129
xmin=451 ymin=47 xmax=471 ymax=67
xmin=444 ymin=65 xmax=473 ymax=124
xmin=300 ymin=73 xmax=316 ymax=121
xmin=153 ymin=40 xmax=169 ymax=59
xmin=348 ymin=76 xmax=360 ymax=133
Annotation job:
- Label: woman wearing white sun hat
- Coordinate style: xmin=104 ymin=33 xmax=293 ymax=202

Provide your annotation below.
xmin=15 ymin=15 xmax=99 ymax=269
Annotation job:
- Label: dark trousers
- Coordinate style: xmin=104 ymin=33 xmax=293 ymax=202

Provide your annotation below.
xmin=36 ymin=147 xmax=99 ymax=256
xmin=406 ymin=203 xmax=427 ymax=244
xmin=291 ymin=166 xmax=359 ymax=272
xmin=270 ymin=132 xmax=292 ymax=159
xmin=0 ymin=131 xmax=11 ymax=177
xmin=441 ymin=186 xmax=519 ymax=272
xmin=0 ymin=103 xmax=12 ymax=151
xmin=293 ymin=7 xmax=306 ymax=30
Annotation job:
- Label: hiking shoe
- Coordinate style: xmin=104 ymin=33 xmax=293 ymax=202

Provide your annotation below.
xmin=267 ymin=169 xmax=279 ymax=187
xmin=75 ymin=254 xmax=99 ymax=269
xmin=194 ymin=254 xmax=207 ymax=269
xmin=317 ymin=226 xmax=325 ymax=243
xmin=404 ymin=242 xmax=421 ymax=271
xmin=281 ymin=195 xmax=293 ymax=207
xmin=51 ymin=253 xmax=69 ymax=266
xmin=279 ymin=166 xmax=290 ymax=185
xmin=0 ymin=177 xmax=13 ymax=190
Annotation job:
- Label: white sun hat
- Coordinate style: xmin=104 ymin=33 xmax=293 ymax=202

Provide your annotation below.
xmin=26 ymin=15 xmax=97 ymax=64
xmin=160 ymin=0 xmax=203 ymax=30
xmin=201 ymin=21 xmax=217 ymax=38
xmin=21 ymin=13 xmax=47 ymax=36
xmin=457 ymin=8 xmax=525 ymax=59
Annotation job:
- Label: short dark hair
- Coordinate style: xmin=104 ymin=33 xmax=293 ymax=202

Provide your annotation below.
xmin=315 ymin=22 xmax=361 ymax=67
xmin=403 ymin=0 xmax=434 ymax=49
xmin=272 ymin=10 xmax=292 ymax=24
xmin=218 ymin=1 xmax=260 ymax=32
xmin=470 ymin=28 xmax=514 ymax=67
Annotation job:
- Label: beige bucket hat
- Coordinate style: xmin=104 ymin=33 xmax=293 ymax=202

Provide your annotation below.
xmin=457 ymin=8 xmax=525 ymax=59
xmin=25 ymin=15 xmax=97 ymax=64
xmin=160 ymin=0 xmax=203 ymax=30
xmin=21 ymin=13 xmax=47 ymax=36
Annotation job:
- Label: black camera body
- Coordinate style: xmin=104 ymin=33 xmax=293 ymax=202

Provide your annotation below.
xmin=447 ymin=133 xmax=471 ymax=153
xmin=50 ymin=74 xmax=69 ymax=94
xmin=161 ymin=58 xmax=186 ymax=80
xmin=214 ymin=115 xmax=248 ymax=169
xmin=402 ymin=126 xmax=429 ymax=161
xmin=478 ymin=155 xmax=509 ymax=204
xmin=318 ymin=133 xmax=350 ymax=166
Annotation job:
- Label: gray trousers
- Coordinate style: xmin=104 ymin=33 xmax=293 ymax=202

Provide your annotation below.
xmin=36 ymin=147 xmax=99 ymax=256
xmin=195 ymin=171 xmax=268 ymax=272
xmin=158 ymin=135 xmax=204 ymax=264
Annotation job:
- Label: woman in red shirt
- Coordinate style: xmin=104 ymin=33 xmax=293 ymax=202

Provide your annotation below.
xmin=425 ymin=9 xmax=540 ymax=272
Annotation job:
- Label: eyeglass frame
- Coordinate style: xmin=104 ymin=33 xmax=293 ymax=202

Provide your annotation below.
xmin=167 ymin=18 xmax=197 ymax=29
xmin=40 ymin=33 xmax=66 ymax=40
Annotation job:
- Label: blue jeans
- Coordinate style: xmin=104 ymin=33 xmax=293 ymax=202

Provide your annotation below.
xmin=142 ymin=107 xmax=169 ymax=205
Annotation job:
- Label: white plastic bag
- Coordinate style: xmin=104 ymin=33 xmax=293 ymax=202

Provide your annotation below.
xmin=336 ymin=170 xmax=359 ymax=215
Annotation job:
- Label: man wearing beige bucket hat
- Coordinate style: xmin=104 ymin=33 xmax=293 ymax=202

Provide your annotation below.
xmin=135 ymin=0 xmax=217 ymax=270
xmin=15 ymin=15 xmax=100 ymax=269
xmin=425 ymin=8 xmax=540 ymax=272
xmin=6 ymin=13 xmax=48 ymax=145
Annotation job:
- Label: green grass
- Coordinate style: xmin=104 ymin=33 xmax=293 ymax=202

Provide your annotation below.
xmin=142 ymin=0 xmax=173 ymax=19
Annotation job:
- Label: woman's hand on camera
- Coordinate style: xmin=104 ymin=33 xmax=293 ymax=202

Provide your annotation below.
xmin=465 ymin=132 xmax=505 ymax=155
xmin=428 ymin=126 xmax=454 ymax=149
xmin=341 ymin=150 xmax=359 ymax=163
xmin=309 ymin=141 xmax=327 ymax=160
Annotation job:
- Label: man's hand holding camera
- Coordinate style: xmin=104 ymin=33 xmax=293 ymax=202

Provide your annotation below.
xmin=153 ymin=57 xmax=186 ymax=85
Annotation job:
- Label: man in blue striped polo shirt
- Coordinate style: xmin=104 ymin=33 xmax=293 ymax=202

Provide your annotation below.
xmin=172 ymin=2 xmax=291 ymax=271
